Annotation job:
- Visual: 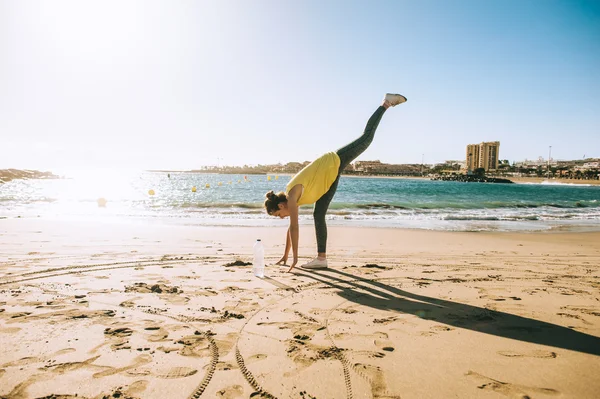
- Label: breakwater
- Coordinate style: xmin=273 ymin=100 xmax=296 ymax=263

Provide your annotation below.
xmin=430 ymin=174 xmax=513 ymax=184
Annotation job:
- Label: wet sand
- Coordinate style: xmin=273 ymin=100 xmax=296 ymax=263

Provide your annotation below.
xmin=1 ymin=218 xmax=599 ymax=398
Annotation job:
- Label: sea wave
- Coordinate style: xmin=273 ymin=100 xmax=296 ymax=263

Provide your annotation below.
xmin=178 ymin=202 xmax=263 ymax=209
xmin=298 ymin=201 xmax=598 ymax=211
xmin=443 ymin=215 xmax=541 ymax=221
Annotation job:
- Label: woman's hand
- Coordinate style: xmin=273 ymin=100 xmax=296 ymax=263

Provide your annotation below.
xmin=286 ymin=258 xmax=298 ymax=273
xmin=275 ymin=255 xmax=288 ymax=266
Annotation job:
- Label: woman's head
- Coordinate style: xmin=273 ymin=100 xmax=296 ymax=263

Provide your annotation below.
xmin=264 ymin=190 xmax=289 ymax=218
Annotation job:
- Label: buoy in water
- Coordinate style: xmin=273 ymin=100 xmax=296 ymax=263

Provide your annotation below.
xmin=148 ymin=189 xmax=155 ymax=196
xmin=205 ymin=183 xmax=210 ymax=188
xmin=275 ymin=175 xmax=279 ymax=179
xmin=267 ymin=176 xmax=271 ymax=181
xmin=191 ymin=186 xmax=197 ymax=192
xmin=218 ymin=182 xmax=222 ymax=186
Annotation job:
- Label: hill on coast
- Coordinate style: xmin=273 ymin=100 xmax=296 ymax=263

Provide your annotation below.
xmin=0 ymin=169 xmax=59 ymax=183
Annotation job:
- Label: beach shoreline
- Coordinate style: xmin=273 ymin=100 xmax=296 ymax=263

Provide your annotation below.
xmin=1 ymin=218 xmax=599 ymax=398
xmin=4 ymin=168 xmax=599 ymax=187
xmin=507 ymin=176 xmax=600 ymax=185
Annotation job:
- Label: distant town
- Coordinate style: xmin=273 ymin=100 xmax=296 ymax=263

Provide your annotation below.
xmin=189 ymin=141 xmax=600 ymax=181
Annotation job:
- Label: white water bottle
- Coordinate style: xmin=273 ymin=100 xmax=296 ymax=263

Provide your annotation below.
xmin=253 ymin=239 xmax=265 ymax=278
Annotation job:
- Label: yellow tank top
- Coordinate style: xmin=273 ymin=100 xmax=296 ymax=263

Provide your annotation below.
xmin=286 ymin=152 xmax=341 ymax=206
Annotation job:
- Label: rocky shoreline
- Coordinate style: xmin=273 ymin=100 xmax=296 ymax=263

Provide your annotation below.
xmin=0 ymin=169 xmax=60 ymax=183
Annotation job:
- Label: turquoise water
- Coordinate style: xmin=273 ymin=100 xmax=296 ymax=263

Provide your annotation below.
xmin=1 ymin=171 xmax=599 ymax=232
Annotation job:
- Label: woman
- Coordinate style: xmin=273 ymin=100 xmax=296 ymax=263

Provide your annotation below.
xmin=264 ymin=93 xmax=407 ymax=272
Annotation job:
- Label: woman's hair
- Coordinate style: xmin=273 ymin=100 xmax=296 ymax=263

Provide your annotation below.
xmin=264 ymin=190 xmax=287 ymax=215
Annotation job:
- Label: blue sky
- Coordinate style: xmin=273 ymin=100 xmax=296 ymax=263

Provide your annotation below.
xmin=1 ymin=0 xmax=598 ymax=172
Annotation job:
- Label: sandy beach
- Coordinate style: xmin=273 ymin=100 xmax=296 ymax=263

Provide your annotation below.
xmin=1 ymin=218 xmax=599 ymax=398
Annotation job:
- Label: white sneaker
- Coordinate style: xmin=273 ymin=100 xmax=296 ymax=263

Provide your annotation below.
xmin=300 ymin=257 xmax=328 ymax=269
xmin=384 ymin=93 xmax=407 ymax=106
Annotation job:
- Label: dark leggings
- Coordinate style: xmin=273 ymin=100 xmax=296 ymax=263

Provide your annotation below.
xmin=313 ymin=106 xmax=387 ymax=253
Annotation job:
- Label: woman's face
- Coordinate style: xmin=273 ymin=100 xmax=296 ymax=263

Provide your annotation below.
xmin=271 ymin=202 xmax=290 ymax=219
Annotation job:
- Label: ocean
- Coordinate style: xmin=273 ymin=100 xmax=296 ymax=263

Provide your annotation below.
xmin=1 ymin=171 xmax=599 ymax=232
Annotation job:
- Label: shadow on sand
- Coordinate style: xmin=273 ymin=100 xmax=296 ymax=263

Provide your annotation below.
xmin=293 ymin=267 xmax=600 ymax=357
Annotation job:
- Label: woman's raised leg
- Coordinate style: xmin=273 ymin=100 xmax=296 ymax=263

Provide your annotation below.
xmin=301 ymin=94 xmax=406 ymax=270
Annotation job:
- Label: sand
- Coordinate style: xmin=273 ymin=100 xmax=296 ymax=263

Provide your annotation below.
xmin=1 ymin=218 xmax=599 ymax=399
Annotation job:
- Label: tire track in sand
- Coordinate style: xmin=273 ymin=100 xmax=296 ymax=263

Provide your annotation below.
xmin=0 ymin=257 xmax=198 ymax=286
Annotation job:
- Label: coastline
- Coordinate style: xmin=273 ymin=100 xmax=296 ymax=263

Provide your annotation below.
xmin=1 ymin=218 xmax=599 ymax=398
xmin=347 ymin=174 xmax=600 ymax=185
xmin=507 ymin=176 xmax=600 ymax=185
xmin=204 ymin=172 xmax=600 ymax=185
xmin=4 ymin=167 xmax=598 ymax=185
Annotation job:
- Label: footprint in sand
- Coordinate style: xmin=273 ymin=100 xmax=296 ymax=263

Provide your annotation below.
xmin=353 ymin=350 xmax=387 ymax=359
xmin=247 ymin=353 xmax=268 ymax=363
xmin=143 ymin=326 xmax=169 ymax=342
xmin=373 ymin=341 xmax=395 ymax=352
xmin=0 ymin=326 xmax=22 ymax=334
xmin=6 ymin=311 xmax=32 ymax=320
xmin=431 ymin=325 xmax=454 ymax=332
xmin=2 ymin=372 xmax=54 ymax=398
xmin=497 ymin=350 xmax=557 ymax=359
xmin=421 ymin=325 xmax=455 ymax=336
xmin=2 ymin=348 xmax=76 ymax=367
xmin=216 ymin=385 xmax=244 ymax=398
xmin=119 ymin=297 xmax=141 ymax=308
xmin=372 ymin=316 xmax=399 ymax=325
xmin=283 ymin=343 xmax=343 ymax=377
xmin=216 ymin=361 xmax=238 ymax=371
xmin=290 ymin=310 xmax=320 ymax=324
xmin=45 ymin=355 xmax=109 ymax=375
xmin=156 ymin=345 xmax=180 ymax=354
xmin=10 ymin=308 xmax=115 ymax=323
xmin=128 ymin=380 xmax=149 ymax=393
xmin=104 ymin=327 xmax=134 ymax=337
xmin=561 ymin=306 xmax=600 ymax=317
xmin=370 ymin=332 xmax=395 ymax=352
xmin=556 ymin=312 xmax=591 ymax=325
xmin=353 ymin=363 xmax=400 ymax=398
xmin=155 ymin=366 xmax=198 ymax=378
xmin=161 ymin=294 xmax=190 ymax=305
xmin=213 ymin=332 xmax=239 ymax=357
xmin=177 ymin=334 xmax=212 ymax=357
xmin=333 ymin=330 xmax=388 ymax=341
xmin=125 ymin=282 xmax=182 ymax=294
xmin=467 ymin=370 xmax=560 ymax=397
xmin=93 ymin=354 xmax=153 ymax=378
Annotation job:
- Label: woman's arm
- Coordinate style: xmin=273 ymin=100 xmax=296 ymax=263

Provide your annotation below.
xmin=275 ymin=227 xmax=291 ymax=265
xmin=286 ymin=185 xmax=302 ymax=272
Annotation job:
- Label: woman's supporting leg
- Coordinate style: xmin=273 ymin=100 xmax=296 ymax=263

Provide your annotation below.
xmin=313 ymin=175 xmax=340 ymax=254
xmin=311 ymin=105 xmax=388 ymax=255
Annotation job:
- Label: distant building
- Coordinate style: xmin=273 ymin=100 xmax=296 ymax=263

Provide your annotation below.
xmin=582 ymin=161 xmax=600 ymax=169
xmin=466 ymin=141 xmax=500 ymax=172
xmin=352 ymin=160 xmax=422 ymax=175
